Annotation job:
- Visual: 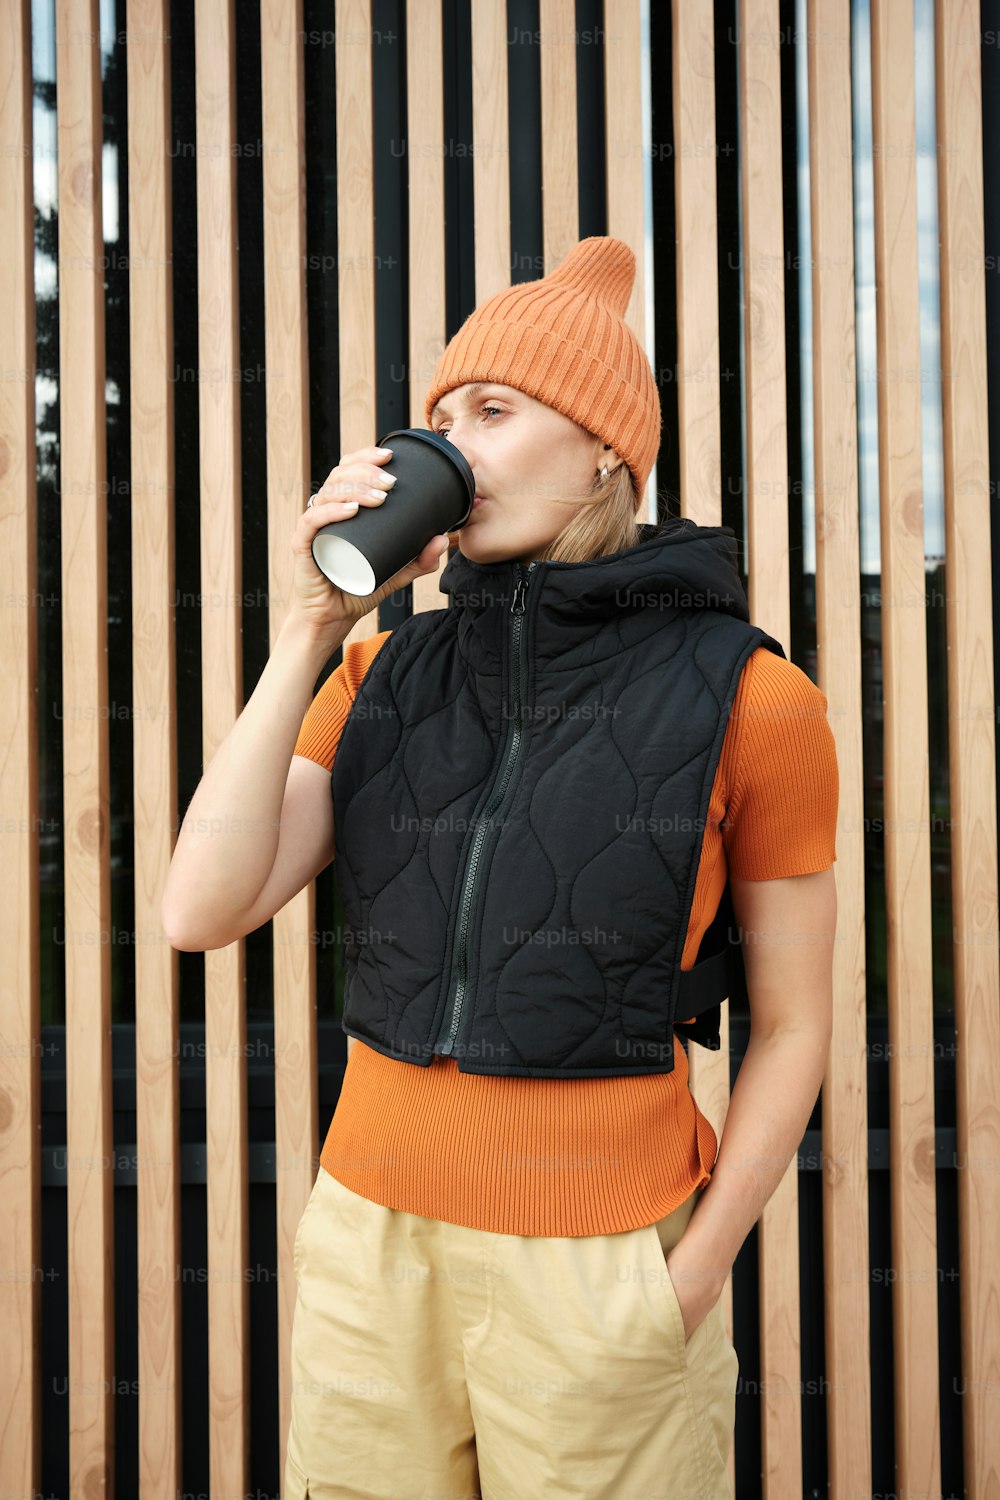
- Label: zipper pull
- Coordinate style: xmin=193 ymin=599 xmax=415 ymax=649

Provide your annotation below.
xmin=510 ymin=577 xmax=527 ymax=615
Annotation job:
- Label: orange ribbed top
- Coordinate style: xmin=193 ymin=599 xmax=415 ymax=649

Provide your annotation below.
xmin=293 ymin=631 xmax=839 ymax=1235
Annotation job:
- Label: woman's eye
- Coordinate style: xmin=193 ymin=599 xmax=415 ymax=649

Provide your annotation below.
xmin=437 ymin=405 xmax=502 ymax=438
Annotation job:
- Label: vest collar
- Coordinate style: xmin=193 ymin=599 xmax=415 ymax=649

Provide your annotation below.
xmin=439 ymin=518 xmax=752 ymax=631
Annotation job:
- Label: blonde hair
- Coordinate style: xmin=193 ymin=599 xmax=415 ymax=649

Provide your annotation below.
xmin=533 ymin=461 xmax=643 ymax=565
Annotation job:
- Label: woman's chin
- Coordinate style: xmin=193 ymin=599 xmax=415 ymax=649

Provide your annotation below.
xmin=457 ymin=515 xmax=541 ymax=568
xmin=458 ymin=528 xmax=502 ymax=562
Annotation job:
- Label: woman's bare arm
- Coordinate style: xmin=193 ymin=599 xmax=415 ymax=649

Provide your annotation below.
xmin=161 ymin=614 xmax=348 ymax=951
xmin=166 ymin=751 xmax=340 ymax=951
xmin=664 ymin=866 xmax=837 ymax=1333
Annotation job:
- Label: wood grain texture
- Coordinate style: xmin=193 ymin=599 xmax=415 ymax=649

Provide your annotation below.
xmin=540 ymin=0 xmax=580 ymax=272
xmin=55 ymin=2 xmax=117 ymax=1495
xmin=194 ymin=0 xmax=252 ymax=1493
xmin=471 ymin=0 xmax=511 ymax=302
xmin=870 ymin=0 xmax=941 ymax=1491
xmin=127 ymin=2 xmax=184 ymax=1497
xmin=671 ymin=5 xmax=737 ymax=1495
xmin=737 ymin=2 xmax=798 ymax=1491
xmin=409 ymin=0 xmax=449 ymax=618
xmin=336 ymin=0 xmax=379 ymax=645
xmin=934 ymin=3 xmax=1000 ymax=1495
xmin=672 ymin=0 xmax=723 ymax=528
xmin=807 ymin=5 xmax=872 ymax=1497
xmin=603 ymin=0 xmax=647 ymax=375
xmin=0 ymin=2 xmax=41 ymax=1498
xmin=260 ymin=0 xmax=318 ymax=1482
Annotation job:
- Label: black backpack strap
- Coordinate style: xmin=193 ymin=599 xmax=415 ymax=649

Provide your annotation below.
xmin=673 ymin=877 xmax=747 ymax=1051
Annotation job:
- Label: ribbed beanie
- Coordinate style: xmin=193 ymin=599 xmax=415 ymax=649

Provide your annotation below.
xmin=423 ymin=237 xmax=662 ymax=499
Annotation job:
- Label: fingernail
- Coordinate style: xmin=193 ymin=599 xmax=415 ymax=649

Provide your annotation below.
xmin=383 ymin=474 xmax=397 ymax=486
xmin=375 ymin=446 xmax=393 ymax=455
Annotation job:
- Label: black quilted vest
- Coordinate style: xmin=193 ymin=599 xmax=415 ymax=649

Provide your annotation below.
xmin=331 ymin=518 xmax=785 ymax=1077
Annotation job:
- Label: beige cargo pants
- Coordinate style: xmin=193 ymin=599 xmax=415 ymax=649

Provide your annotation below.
xmin=284 ymin=1166 xmax=738 ymax=1499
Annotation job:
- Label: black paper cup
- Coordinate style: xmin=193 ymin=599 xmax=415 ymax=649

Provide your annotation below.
xmin=310 ymin=428 xmax=475 ymax=596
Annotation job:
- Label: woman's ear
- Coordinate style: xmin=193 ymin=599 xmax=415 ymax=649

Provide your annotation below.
xmin=595 ymin=440 xmax=624 ymax=476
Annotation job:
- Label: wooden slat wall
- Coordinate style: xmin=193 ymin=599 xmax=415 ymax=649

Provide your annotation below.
xmin=672 ymin=0 xmax=723 ymax=529
xmin=0 ymin=3 xmax=40 ymax=1498
xmin=807 ymin=5 xmax=871 ymax=1499
xmin=3 ymin=5 xmax=998 ymax=1498
xmin=604 ymin=1 xmax=647 ymax=376
xmin=934 ymin=3 xmax=1000 ymax=1495
xmin=539 ymin=0 xmax=580 ymax=275
xmin=471 ymin=0 xmax=510 ymax=304
xmin=334 ymin=0 xmax=377 ymax=1085
xmin=55 ymin=2 xmax=117 ymax=1496
xmin=127 ymin=2 xmax=183 ymax=1498
xmin=259 ymin=0 xmax=316 ymax=1480
xmin=335 ymin=0 xmax=378 ymax=639
xmin=870 ymin=2 xmax=941 ymax=1491
xmin=671 ymin=3 xmax=735 ymax=1493
xmin=409 ymin=0 xmax=448 ymax=617
xmin=194 ymin=2 xmax=251 ymax=1497
xmin=736 ymin=3 xmax=800 ymax=1494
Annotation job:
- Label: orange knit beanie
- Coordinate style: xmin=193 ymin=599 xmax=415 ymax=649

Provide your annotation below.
xmin=423 ymin=236 xmax=662 ymax=500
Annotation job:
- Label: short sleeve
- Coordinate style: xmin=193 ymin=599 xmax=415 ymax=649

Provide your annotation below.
xmin=721 ymin=647 xmax=839 ymax=880
xmin=292 ymin=664 xmax=353 ymax=771
xmin=292 ymin=629 xmax=393 ymax=772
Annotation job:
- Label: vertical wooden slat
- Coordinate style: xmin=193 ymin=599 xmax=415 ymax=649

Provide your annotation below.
xmin=55 ymin=3 xmax=117 ymax=1495
xmin=672 ymin=0 xmax=723 ymax=529
xmin=603 ymin=0 xmax=647 ymax=449
xmin=736 ymin=3 xmax=800 ymax=1494
xmin=335 ymin=0 xmax=377 ymax=1074
xmin=737 ymin=0 xmax=791 ymax=668
xmin=335 ymin=0 xmax=379 ymax=651
xmin=0 ymin=2 xmax=41 ymax=1497
xmin=671 ymin=3 xmax=736 ymax=1492
xmin=934 ymin=3 xmax=1000 ymax=1495
xmin=195 ymin=0 xmax=251 ymax=1493
xmin=737 ymin=0 xmax=791 ymax=647
xmin=409 ymin=0 xmax=448 ymax=616
xmin=539 ymin=0 xmax=580 ymax=270
xmin=807 ymin=4 xmax=872 ymax=1497
xmin=127 ymin=3 xmax=183 ymax=1497
xmin=869 ymin=2 xmax=941 ymax=1492
xmin=259 ymin=0 xmax=317 ymax=1478
xmin=471 ymin=0 xmax=510 ymax=302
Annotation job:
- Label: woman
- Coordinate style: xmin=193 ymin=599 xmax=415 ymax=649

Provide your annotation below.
xmin=162 ymin=237 xmax=838 ymax=1500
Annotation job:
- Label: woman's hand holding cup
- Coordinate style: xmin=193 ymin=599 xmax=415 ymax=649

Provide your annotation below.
xmin=292 ymin=446 xmax=450 ymax=641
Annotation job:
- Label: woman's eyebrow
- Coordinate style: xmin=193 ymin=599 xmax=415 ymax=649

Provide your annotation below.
xmin=431 ymin=383 xmax=501 ymax=422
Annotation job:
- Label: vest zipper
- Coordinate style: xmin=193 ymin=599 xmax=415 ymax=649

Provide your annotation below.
xmin=432 ymin=559 xmax=538 ymax=1057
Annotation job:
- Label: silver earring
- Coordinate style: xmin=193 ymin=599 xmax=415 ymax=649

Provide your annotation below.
xmin=600 ymin=465 xmax=609 ymax=479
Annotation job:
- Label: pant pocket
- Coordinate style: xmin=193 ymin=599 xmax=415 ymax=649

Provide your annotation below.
xmin=292 ymin=1170 xmax=326 ymax=1284
xmin=640 ymin=1188 xmax=706 ymax=1357
xmin=642 ymin=1222 xmax=694 ymax=1365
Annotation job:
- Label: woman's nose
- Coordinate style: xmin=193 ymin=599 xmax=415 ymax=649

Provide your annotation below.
xmin=444 ymin=433 xmax=476 ymax=469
